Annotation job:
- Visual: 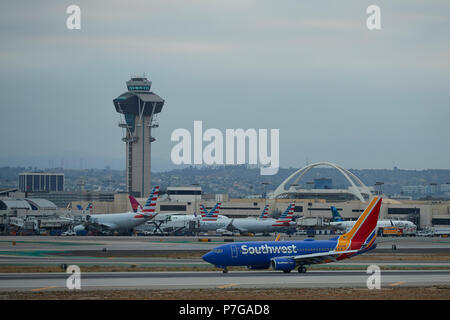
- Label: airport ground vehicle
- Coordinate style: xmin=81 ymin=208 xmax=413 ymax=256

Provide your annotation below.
xmin=61 ymin=230 xmax=76 ymax=236
xmin=382 ymin=226 xmax=402 ymax=237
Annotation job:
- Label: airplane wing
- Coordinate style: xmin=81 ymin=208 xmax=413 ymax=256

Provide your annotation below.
xmin=95 ymin=222 xmax=118 ymax=230
xmin=292 ymin=250 xmax=359 ymax=265
xmin=226 ymin=219 xmax=248 ymax=233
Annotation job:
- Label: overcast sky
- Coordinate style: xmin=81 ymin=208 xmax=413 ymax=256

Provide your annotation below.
xmin=0 ymin=1 xmax=449 ymax=171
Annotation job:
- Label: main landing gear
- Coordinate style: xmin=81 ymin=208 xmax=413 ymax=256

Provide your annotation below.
xmin=297 ymin=266 xmax=307 ymax=273
xmin=222 ymin=267 xmax=228 ymax=273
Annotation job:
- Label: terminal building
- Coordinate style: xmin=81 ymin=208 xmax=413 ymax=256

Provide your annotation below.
xmin=18 ymin=172 xmax=64 ymax=193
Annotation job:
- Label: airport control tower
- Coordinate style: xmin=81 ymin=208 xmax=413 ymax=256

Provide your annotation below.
xmin=113 ymin=76 xmax=165 ymax=197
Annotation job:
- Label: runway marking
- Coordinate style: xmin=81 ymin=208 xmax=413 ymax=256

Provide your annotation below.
xmin=216 ymin=283 xmax=238 ymax=289
xmin=390 ymin=281 xmax=406 ymax=287
xmin=30 ymin=286 xmax=57 ymax=292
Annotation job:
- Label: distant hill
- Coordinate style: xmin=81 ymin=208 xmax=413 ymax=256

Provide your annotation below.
xmin=151 ymin=166 xmax=450 ymax=198
xmin=1 ymin=165 xmax=450 ymax=198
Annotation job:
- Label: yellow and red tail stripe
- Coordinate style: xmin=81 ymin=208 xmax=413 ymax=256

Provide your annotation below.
xmin=335 ymin=197 xmax=382 ymax=260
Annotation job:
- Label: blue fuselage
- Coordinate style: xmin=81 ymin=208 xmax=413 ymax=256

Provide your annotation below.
xmin=203 ymin=239 xmax=341 ymax=269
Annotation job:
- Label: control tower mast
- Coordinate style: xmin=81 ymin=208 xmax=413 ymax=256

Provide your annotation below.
xmin=113 ymin=76 xmax=165 ymax=197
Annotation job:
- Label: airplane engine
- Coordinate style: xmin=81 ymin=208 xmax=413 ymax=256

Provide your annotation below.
xmin=270 ymin=257 xmax=296 ymax=272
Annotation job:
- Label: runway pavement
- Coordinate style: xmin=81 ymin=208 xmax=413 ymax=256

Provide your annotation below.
xmin=0 ymin=236 xmax=448 ymax=292
xmin=1 ymin=255 xmax=450 ymax=269
xmin=0 ymin=270 xmax=449 ymax=291
xmin=1 ymin=235 xmax=450 ymax=253
xmin=0 ymin=235 xmax=449 ymax=269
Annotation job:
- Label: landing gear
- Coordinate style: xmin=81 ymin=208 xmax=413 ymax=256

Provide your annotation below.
xmin=297 ymin=266 xmax=307 ymax=273
xmin=283 ymin=269 xmax=291 ymax=273
xmin=222 ymin=268 xmax=228 ymax=274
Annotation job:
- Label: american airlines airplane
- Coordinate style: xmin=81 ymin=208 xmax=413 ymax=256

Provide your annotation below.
xmin=227 ymin=204 xmax=297 ymax=235
xmin=144 ymin=203 xmax=227 ymax=235
xmin=328 ymin=206 xmax=416 ymax=231
xmin=74 ymin=186 xmax=160 ymax=234
xmin=196 ymin=203 xmax=232 ymax=233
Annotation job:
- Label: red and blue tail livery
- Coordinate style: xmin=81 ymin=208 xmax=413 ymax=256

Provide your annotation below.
xmin=202 ymin=203 xmax=222 ymax=221
xmin=203 ymin=197 xmax=382 ymax=273
xmin=272 ymin=203 xmax=295 ymax=227
xmin=258 ymin=205 xmax=269 ymax=219
xmin=199 ymin=204 xmax=208 ymax=218
xmin=134 ymin=186 xmax=159 ymax=218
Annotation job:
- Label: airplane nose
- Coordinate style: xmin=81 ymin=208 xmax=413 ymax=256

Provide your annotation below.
xmin=202 ymin=251 xmax=215 ymax=264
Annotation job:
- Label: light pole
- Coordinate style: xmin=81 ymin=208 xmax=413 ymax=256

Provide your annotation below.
xmin=192 ymin=183 xmax=199 ymax=216
xmin=374 ymin=182 xmax=384 ymax=196
xmin=261 ymin=182 xmax=271 ymax=207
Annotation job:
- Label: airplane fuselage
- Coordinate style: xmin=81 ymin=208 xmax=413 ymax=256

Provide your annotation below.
xmin=230 ymin=218 xmax=296 ymax=234
xmin=85 ymin=212 xmax=150 ymax=232
xmin=197 ymin=215 xmax=231 ymax=232
xmin=330 ymin=219 xmax=416 ymax=231
xmin=202 ymin=238 xmax=372 ymax=269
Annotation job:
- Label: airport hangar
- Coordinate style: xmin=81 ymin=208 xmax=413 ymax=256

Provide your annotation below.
xmin=68 ymin=162 xmax=450 ymax=230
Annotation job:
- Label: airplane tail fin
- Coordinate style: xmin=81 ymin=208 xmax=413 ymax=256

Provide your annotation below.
xmin=85 ymin=203 xmax=93 ymax=211
xmin=141 ymin=186 xmax=160 ymax=218
xmin=202 ymin=203 xmax=221 ymax=221
xmin=129 ymin=195 xmax=143 ymax=213
xmin=258 ymin=205 xmax=269 ymax=219
xmin=331 ymin=206 xmax=343 ymax=222
xmin=337 ymin=197 xmax=382 ymax=252
xmin=76 ymin=204 xmax=83 ymax=211
xmin=276 ymin=203 xmax=295 ymax=223
xmin=199 ymin=205 xmax=207 ymax=218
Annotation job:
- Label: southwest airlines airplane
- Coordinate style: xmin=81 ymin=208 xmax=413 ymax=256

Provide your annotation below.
xmin=202 ymin=197 xmax=382 ymax=273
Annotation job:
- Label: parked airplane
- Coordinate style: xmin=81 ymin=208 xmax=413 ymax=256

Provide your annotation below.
xmin=74 ymin=186 xmax=160 ymax=235
xmin=226 ymin=204 xmax=297 ymax=235
xmin=329 ymin=205 xmax=416 ymax=231
xmin=202 ymin=197 xmax=382 ymax=273
xmin=196 ymin=203 xmax=232 ymax=233
xmin=145 ymin=203 xmax=225 ymax=235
